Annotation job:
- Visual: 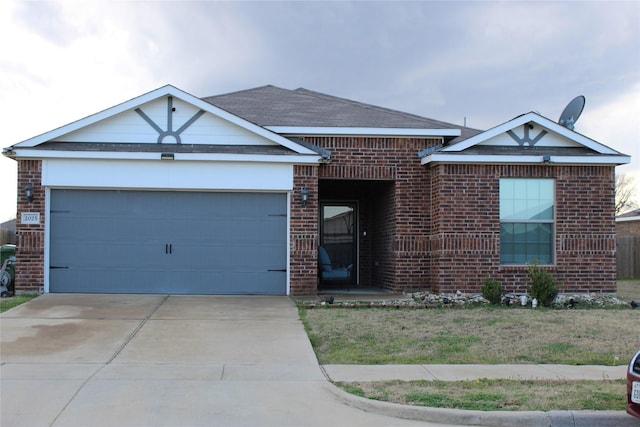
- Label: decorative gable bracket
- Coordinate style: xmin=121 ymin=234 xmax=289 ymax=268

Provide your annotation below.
xmin=420 ymin=112 xmax=630 ymax=166
xmin=135 ymin=96 xmax=205 ymax=144
xmin=506 ymin=123 xmax=548 ymax=147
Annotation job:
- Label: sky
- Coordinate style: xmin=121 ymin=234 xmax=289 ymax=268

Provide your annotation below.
xmin=1 ymin=0 xmax=639 ymax=221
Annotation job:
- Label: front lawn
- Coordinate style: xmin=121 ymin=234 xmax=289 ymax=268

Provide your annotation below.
xmin=0 ymin=294 xmax=38 ymax=313
xmin=299 ymin=307 xmax=639 ymax=365
xmin=340 ymin=379 xmax=627 ymax=411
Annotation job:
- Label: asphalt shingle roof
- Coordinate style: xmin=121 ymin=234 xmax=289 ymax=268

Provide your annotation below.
xmin=203 ymin=85 xmax=469 ymax=130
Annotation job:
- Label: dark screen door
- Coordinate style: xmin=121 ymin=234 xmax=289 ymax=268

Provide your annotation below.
xmin=320 ymin=203 xmax=356 ymax=285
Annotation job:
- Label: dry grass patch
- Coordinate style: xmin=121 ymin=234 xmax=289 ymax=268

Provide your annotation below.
xmin=300 ymin=307 xmax=639 ymax=365
xmin=340 ymin=379 xmax=627 ymax=411
xmin=617 ymin=280 xmax=640 ymax=302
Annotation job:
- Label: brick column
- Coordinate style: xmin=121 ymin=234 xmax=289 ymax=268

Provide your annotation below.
xmin=15 ymin=160 xmax=45 ymax=294
xmin=289 ymin=165 xmax=319 ymax=295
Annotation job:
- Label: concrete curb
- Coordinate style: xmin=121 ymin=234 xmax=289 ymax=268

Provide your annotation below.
xmin=321 ymin=363 xmax=628 ymax=383
xmin=324 ymin=382 xmax=637 ymax=427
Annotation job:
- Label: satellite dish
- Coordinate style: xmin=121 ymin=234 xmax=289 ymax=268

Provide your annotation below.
xmin=558 ymin=95 xmax=585 ymax=130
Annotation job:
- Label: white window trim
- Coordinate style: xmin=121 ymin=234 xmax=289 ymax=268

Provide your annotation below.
xmin=499 ymin=178 xmax=556 ymax=266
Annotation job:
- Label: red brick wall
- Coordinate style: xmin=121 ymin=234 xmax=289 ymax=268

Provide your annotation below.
xmin=616 ymin=220 xmax=640 ymax=237
xmin=371 ymin=181 xmax=395 ymax=289
xmin=429 ymin=164 xmax=617 ymax=294
xmin=15 ymin=160 xmax=45 ymax=294
xmin=289 ymin=165 xmax=319 ymax=294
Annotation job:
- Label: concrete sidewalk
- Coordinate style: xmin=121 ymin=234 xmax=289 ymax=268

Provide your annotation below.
xmin=322 ymin=363 xmax=628 ymax=382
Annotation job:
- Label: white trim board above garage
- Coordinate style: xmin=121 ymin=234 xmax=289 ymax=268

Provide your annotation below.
xmin=42 ymin=159 xmax=294 ymax=191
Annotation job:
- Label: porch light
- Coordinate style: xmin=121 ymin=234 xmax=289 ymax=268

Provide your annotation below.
xmin=24 ymin=183 xmax=34 ymax=203
xmin=301 ymin=187 xmax=309 ymax=207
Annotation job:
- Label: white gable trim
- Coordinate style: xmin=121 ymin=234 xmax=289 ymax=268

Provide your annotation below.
xmin=442 ymin=112 xmax=622 ymax=155
xmin=11 ymin=85 xmax=319 ymax=156
xmin=265 ymin=126 xmax=461 ymax=138
xmin=616 ymin=215 xmax=640 ymax=222
xmin=421 ymin=153 xmax=630 ymax=166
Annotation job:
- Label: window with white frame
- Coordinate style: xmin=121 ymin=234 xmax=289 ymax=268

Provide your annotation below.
xmin=499 ymin=178 xmax=555 ymax=265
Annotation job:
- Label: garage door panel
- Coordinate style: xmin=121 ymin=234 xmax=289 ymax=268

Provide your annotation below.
xmin=50 ymin=190 xmax=287 ymax=295
xmin=51 ymin=241 xmax=165 ymax=270
xmin=53 ymin=218 xmax=166 ymax=243
xmin=50 ymin=268 xmax=167 ymax=294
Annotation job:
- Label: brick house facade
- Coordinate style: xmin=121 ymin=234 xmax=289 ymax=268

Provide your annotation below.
xmin=4 ymin=85 xmax=630 ymax=295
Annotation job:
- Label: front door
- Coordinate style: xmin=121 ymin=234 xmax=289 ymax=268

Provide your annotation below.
xmin=320 ymin=203 xmax=357 ymax=286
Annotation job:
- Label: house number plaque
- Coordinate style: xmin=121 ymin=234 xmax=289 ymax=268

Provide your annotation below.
xmin=21 ymin=212 xmax=41 ymax=225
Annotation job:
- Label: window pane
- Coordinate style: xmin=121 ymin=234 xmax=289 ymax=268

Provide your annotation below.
xmin=500 ymin=222 xmax=553 ymax=265
xmin=500 ymin=224 xmax=514 ymax=264
xmin=499 ymin=180 xmax=514 ymax=219
xmin=500 ymin=179 xmax=554 ymax=220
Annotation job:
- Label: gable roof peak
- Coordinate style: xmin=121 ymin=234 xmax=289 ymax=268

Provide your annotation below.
xmin=420 ymin=108 xmax=630 ymax=166
xmin=4 ymin=84 xmax=321 ymax=157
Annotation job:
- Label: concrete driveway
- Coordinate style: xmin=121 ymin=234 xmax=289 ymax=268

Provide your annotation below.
xmin=0 ymin=294 xmax=444 ymax=427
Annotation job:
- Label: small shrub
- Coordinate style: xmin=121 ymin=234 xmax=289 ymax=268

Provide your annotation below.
xmin=527 ymin=261 xmax=558 ymax=307
xmin=481 ymin=279 xmax=504 ymax=305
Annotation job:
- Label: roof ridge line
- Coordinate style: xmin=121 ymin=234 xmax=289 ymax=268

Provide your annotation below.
xmin=203 ymin=85 xmax=283 ymax=99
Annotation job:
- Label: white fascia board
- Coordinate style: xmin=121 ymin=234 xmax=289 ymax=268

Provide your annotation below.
xmin=10 ymin=149 xmax=322 ymax=164
xmin=442 ymin=112 xmax=623 ymax=155
xmin=441 ymin=113 xmax=537 ymax=152
xmin=616 ymin=216 xmax=640 ymax=222
xmin=10 ymin=85 xmax=318 ymax=156
xmin=421 ymin=153 xmax=630 ymax=166
xmin=550 ymin=155 xmax=630 ymax=165
xmin=265 ymin=126 xmax=461 ymax=137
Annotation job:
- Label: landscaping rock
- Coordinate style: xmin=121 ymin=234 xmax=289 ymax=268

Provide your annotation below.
xmin=298 ymin=291 xmax=632 ymax=309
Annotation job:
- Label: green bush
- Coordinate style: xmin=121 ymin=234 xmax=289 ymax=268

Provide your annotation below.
xmin=527 ymin=261 xmax=558 ymax=307
xmin=481 ymin=278 xmax=504 ymax=305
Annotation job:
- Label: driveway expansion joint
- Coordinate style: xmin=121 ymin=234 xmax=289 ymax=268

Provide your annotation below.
xmin=105 ymin=294 xmax=169 ymax=365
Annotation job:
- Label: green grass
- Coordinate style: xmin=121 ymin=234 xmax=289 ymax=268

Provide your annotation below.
xmin=339 ymin=379 xmax=627 ymax=411
xmin=0 ymin=294 xmax=38 ymax=313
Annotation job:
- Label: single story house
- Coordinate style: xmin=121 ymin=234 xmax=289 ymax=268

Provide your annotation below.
xmin=616 ymin=208 xmax=640 ymax=238
xmin=616 ymin=208 xmax=640 ymax=279
xmin=0 ymin=218 xmax=17 ymax=245
xmin=3 ymin=85 xmax=630 ymax=295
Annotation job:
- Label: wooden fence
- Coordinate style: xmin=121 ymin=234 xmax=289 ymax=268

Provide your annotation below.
xmin=0 ymin=228 xmax=16 ymax=245
xmin=617 ymin=236 xmax=640 ymax=279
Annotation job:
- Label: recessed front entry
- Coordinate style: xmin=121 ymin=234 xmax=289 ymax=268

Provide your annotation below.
xmin=49 ymin=189 xmax=287 ymax=295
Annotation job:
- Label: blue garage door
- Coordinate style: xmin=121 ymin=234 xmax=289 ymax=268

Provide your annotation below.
xmin=49 ymin=190 xmax=287 ymax=294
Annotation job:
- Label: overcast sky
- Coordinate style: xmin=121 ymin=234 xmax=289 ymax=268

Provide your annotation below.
xmin=1 ymin=0 xmax=639 ymax=221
